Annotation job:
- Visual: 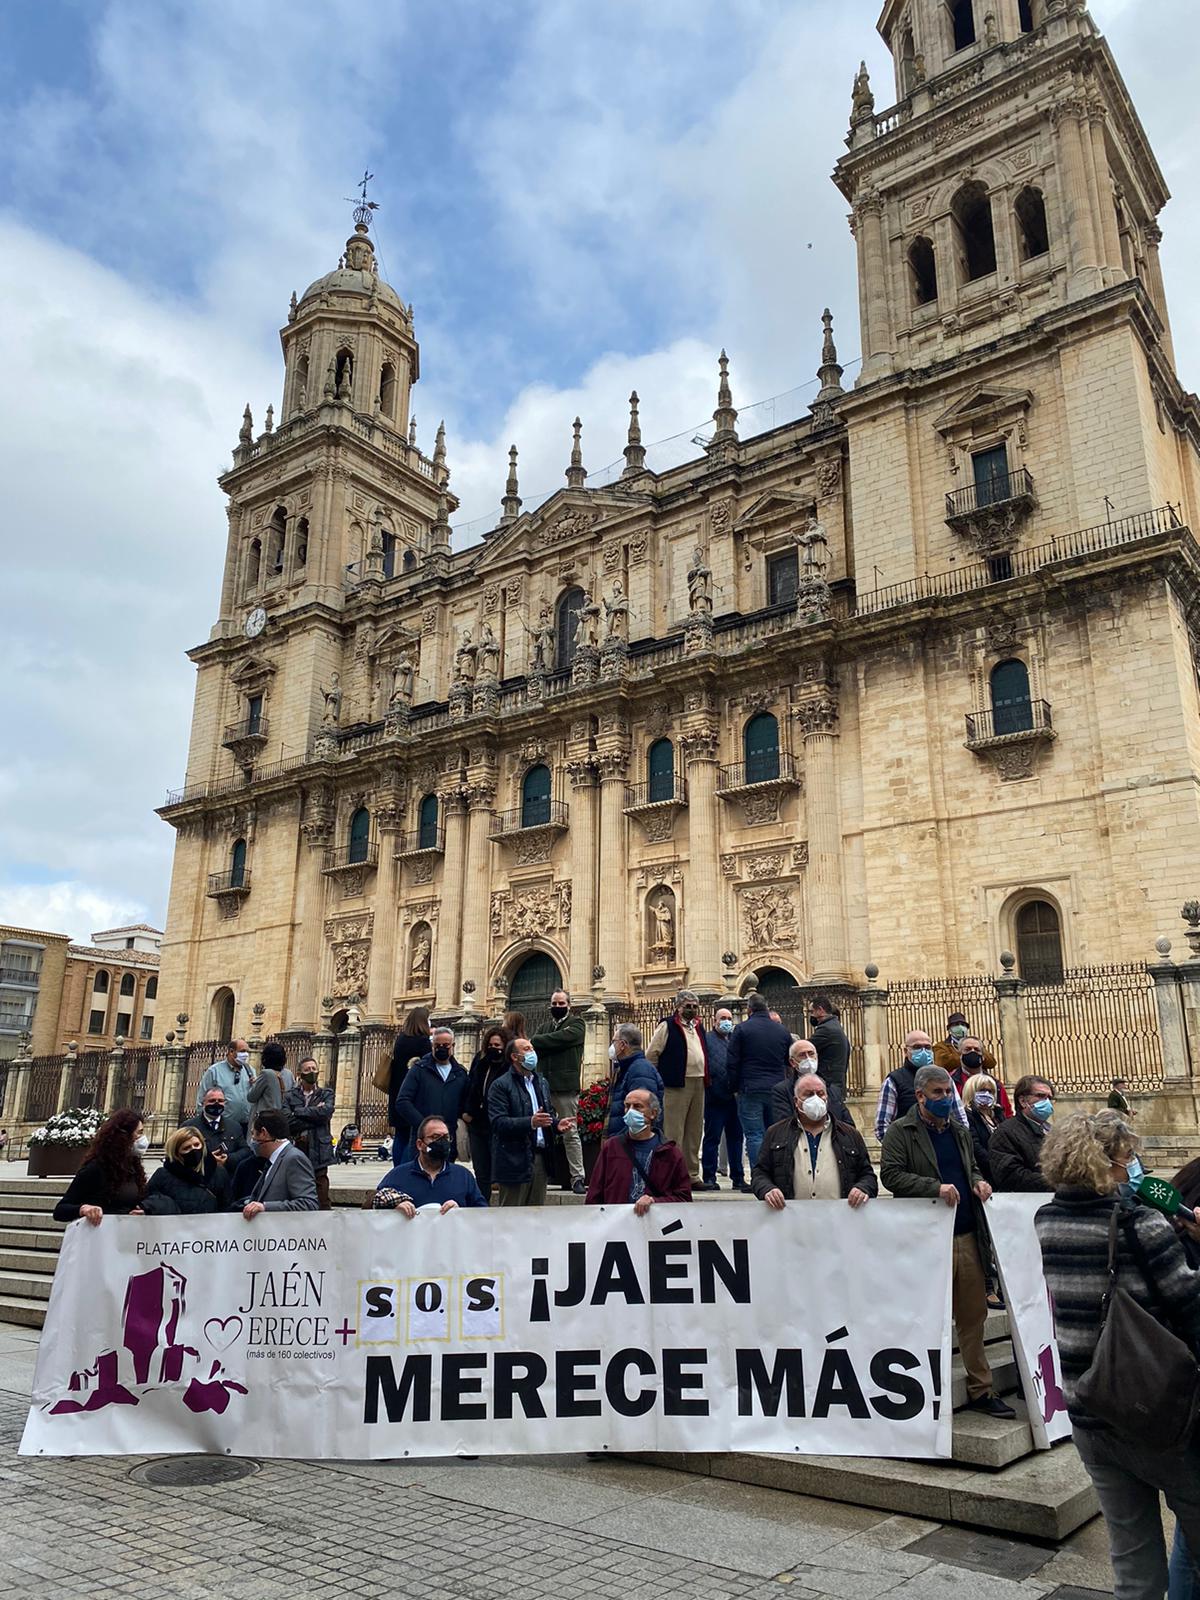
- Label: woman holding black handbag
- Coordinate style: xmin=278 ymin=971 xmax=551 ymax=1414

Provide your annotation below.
xmin=1035 ymin=1110 xmax=1200 ymax=1600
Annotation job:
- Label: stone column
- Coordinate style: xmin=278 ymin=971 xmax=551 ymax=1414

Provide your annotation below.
xmin=796 ymin=693 xmax=849 ymax=983
xmin=855 ymin=192 xmax=893 ymax=382
xmin=433 ymin=791 xmax=469 ymax=1010
xmin=55 ymin=1041 xmax=79 ymax=1114
xmin=1052 ymin=98 xmax=1099 ymax=287
xmin=568 ymin=764 xmax=599 ymax=997
xmin=993 ymin=954 xmax=1031 ymax=1081
xmin=1148 ymin=942 xmax=1189 ymax=1083
xmin=860 ymin=966 xmax=889 ymax=1092
xmin=459 ymin=782 xmax=497 ymax=996
xmin=1085 ymin=102 xmax=1122 ymax=281
xmin=583 ymin=999 xmax=612 ymax=1091
xmin=597 ymin=754 xmax=630 ymax=1000
xmin=247 ymin=1003 xmax=266 ymax=1075
xmin=4 ymin=1033 xmax=34 ymax=1131
xmin=102 ymin=1037 xmax=125 ymax=1114
xmin=366 ymin=809 xmax=403 ymax=1024
xmin=681 ymin=723 xmax=722 ymax=995
xmin=154 ymin=1017 xmax=190 ymax=1123
xmin=286 ymin=824 xmax=331 ymax=1030
xmin=1141 ymin=223 xmax=1176 ymax=364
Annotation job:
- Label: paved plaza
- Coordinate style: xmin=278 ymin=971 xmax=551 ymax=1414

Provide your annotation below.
xmin=1 ymin=1318 xmax=1126 ymax=1600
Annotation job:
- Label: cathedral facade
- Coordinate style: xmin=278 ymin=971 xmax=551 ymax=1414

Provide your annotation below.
xmin=157 ymin=0 xmax=1200 ymax=1040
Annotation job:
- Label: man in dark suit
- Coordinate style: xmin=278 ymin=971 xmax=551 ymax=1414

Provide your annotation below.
xmin=241 ymin=1110 xmax=319 ymax=1217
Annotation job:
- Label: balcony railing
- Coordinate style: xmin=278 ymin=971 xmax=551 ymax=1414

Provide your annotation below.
xmin=965 ymin=701 xmax=1054 ymax=746
xmin=223 ymin=715 xmax=269 ymax=744
xmin=395 ymin=826 xmax=446 ymax=857
xmin=0 ymin=967 xmax=40 ymax=987
xmin=717 ymin=753 xmax=798 ymax=793
xmin=207 ymin=869 xmax=251 ymax=896
xmin=490 ymin=801 xmax=569 ymax=837
xmin=624 ymin=778 xmax=688 ymax=810
xmin=946 ymin=467 xmax=1035 ymax=522
xmin=323 ymin=841 xmax=379 ymax=874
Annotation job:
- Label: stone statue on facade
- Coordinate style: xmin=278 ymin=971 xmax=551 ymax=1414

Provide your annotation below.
xmin=604 ymin=579 xmax=630 ymax=643
xmin=454 ymin=628 xmax=477 ymax=685
xmin=320 ymin=671 xmax=342 ymax=727
xmin=687 ymin=547 xmax=712 ymax=615
xmin=477 ymin=621 xmax=501 ymax=682
xmin=797 ymin=514 xmax=831 ymax=581
xmin=410 ymin=930 xmax=431 ymax=985
xmin=389 ymin=655 xmax=415 ymax=709
xmin=649 ymin=894 xmax=676 ymax=963
xmin=578 ymin=592 xmax=601 ymax=650
xmin=530 ymin=604 xmax=555 ymax=675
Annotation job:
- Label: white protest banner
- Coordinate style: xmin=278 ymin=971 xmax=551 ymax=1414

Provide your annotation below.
xmin=987 ymin=1193 xmax=1070 ymax=1448
xmin=22 ymin=1201 xmax=955 ymax=1461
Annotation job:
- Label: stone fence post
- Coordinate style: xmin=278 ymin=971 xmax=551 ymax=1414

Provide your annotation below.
xmin=860 ymin=964 xmax=889 ymax=1091
xmin=1148 ymin=937 xmax=1191 ymax=1083
xmin=4 ymin=1031 xmax=34 ymax=1131
xmin=55 ymin=1041 xmax=79 ymax=1114
xmin=332 ymin=1008 xmax=361 ymax=1135
xmin=993 ymin=951 xmax=1031 ymax=1081
xmin=583 ymin=1000 xmax=611 ymax=1090
xmin=247 ymin=1003 xmax=267 ymax=1074
xmin=103 ymin=1036 xmax=126 ymax=1114
xmin=154 ymin=1014 xmax=190 ymax=1125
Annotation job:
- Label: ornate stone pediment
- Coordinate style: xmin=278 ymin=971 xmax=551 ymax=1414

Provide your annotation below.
xmin=733 ymin=491 xmax=812 ymax=539
xmin=933 ymin=386 xmax=1034 ymax=440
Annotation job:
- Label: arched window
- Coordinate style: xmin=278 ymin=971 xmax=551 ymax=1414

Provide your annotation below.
xmin=990 ymin=659 xmax=1033 ymax=736
xmin=417 ymin=793 xmax=439 ymax=851
xmin=1015 ymin=187 xmax=1050 ymax=260
xmin=952 ymin=181 xmax=997 ymax=281
xmin=556 ymin=587 xmax=586 ymax=670
xmin=744 ymin=712 xmax=780 ymax=785
xmin=295 ymin=517 xmax=309 ymax=569
xmin=1018 ymin=0 xmax=1034 ymax=30
xmin=145 ymin=976 xmax=158 ymax=1001
xmin=230 ymin=837 xmax=248 ymax=889
xmin=381 ymin=529 xmax=396 ymax=580
xmin=378 ymin=361 xmax=397 ymax=419
xmin=908 ymin=236 xmax=939 ymax=305
xmin=246 ymin=538 xmax=262 ymax=591
xmin=1016 ymin=900 xmax=1064 ymax=984
xmin=899 ymin=27 xmax=916 ymax=95
xmin=951 ymin=0 xmax=976 ymax=51
xmin=348 ymin=807 xmax=371 ymax=865
xmin=521 ymin=765 xmax=552 ymax=829
xmin=647 ymin=739 xmax=675 ymax=804
xmin=212 ymin=987 xmax=236 ymax=1041
xmin=335 ymin=347 xmax=353 ymax=395
xmin=119 ymin=973 xmax=135 ymax=997
xmin=268 ymin=507 xmax=286 ymax=576
xmin=94 ymin=971 xmax=110 ymax=995
xmin=294 ymin=353 xmax=310 ymax=410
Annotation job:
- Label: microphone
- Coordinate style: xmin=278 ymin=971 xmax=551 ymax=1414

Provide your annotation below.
xmin=1132 ymin=1173 xmax=1197 ymax=1225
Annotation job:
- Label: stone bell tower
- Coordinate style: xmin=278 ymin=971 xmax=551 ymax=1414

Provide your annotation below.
xmin=833 ymin=0 xmax=1189 ymax=590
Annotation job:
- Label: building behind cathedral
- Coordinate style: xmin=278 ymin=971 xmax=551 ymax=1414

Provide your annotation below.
xmin=156 ymin=0 xmax=1200 ymax=1051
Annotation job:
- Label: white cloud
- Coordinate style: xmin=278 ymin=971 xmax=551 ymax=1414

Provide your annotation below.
xmin=0 ymin=882 xmax=146 ymax=943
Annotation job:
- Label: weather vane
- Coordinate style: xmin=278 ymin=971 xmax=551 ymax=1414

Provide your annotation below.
xmin=346 ymin=170 xmax=380 ymax=230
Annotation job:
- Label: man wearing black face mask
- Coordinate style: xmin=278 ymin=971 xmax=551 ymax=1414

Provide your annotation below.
xmin=393 ymin=1026 xmax=470 ymax=1163
xmin=374 ymin=1117 xmax=488 ymax=1213
xmin=531 ymin=991 xmax=587 ymax=1194
xmin=463 ymin=1028 xmax=511 ymax=1194
xmin=284 ymin=1058 xmax=335 ymax=1210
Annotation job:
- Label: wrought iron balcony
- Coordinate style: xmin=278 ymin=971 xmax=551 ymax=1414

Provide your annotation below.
xmin=0 ymin=966 xmax=40 ymax=987
xmin=223 ymin=715 xmax=269 ymax=744
xmin=624 ymin=778 xmax=688 ymax=811
xmin=717 ymin=753 xmax=798 ymax=794
xmin=395 ymin=826 xmax=446 ymax=859
xmin=322 ymin=841 xmax=380 ymax=875
xmin=965 ymin=701 xmax=1056 ymax=781
xmin=490 ymin=801 xmax=570 ymax=837
xmin=946 ymin=468 xmax=1035 ymax=524
xmin=207 ymin=869 xmax=251 ymax=896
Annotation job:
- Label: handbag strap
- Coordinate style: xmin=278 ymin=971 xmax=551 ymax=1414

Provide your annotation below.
xmin=1098 ymin=1205 xmax=1122 ymax=1323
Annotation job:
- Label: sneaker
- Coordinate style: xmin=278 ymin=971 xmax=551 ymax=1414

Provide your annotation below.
xmin=701 ymin=1179 xmax=719 ymax=1191
xmin=966 ymin=1394 xmax=1016 ymax=1419
xmin=571 ymin=1178 xmax=587 ymax=1195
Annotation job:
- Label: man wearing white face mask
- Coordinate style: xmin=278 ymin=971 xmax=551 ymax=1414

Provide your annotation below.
xmin=195 ymin=1039 xmax=256 ymax=1143
xmin=487 ymin=1038 xmax=574 ymax=1206
xmin=752 ymin=1073 xmax=878 ymax=1209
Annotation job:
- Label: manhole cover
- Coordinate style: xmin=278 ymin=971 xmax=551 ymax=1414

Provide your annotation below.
xmin=131 ymin=1456 xmax=261 ymax=1488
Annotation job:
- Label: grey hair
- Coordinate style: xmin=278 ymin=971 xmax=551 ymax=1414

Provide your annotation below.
xmin=642 ymin=1092 xmax=663 ymax=1121
xmin=431 ymin=1025 xmax=455 ymax=1040
xmin=615 ymin=1023 xmax=642 ymax=1051
xmin=793 ymin=1071 xmax=827 ymax=1099
xmin=914 ymin=1064 xmax=953 ymax=1094
xmin=676 ymin=989 xmax=699 ymax=1005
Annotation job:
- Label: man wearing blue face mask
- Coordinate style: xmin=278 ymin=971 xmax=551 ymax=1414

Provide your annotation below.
xmin=700 ymin=1007 xmax=748 ymax=1192
xmin=875 ymin=1031 xmax=969 ymax=1141
xmin=988 ymin=1075 xmax=1055 ymax=1192
xmin=487 ymin=1037 xmax=574 ymax=1207
xmin=195 ymin=1038 xmax=256 ymax=1144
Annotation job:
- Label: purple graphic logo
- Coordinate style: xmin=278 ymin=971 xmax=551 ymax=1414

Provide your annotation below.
xmin=1031 ymin=1288 xmax=1067 ymax=1424
xmin=45 ymin=1264 xmax=248 ymax=1420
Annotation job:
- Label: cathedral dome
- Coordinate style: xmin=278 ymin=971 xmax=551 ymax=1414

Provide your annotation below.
xmin=297 ymin=221 xmax=404 ymax=314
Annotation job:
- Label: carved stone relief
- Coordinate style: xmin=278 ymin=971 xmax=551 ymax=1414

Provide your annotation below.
xmin=741 ymin=886 xmax=798 ymax=950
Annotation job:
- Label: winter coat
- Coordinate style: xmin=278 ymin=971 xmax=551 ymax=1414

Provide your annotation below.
xmin=646 ymin=1014 xmax=708 ymax=1090
xmin=183 ymin=1110 xmax=249 ymax=1169
xmin=606 ymin=1052 xmax=666 ymax=1137
xmin=530 ymin=1013 xmax=586 ymax=1095
xmin=487 ymin=1066 xmax=558 ymax=1188
xmin=705 ymin=1031 xmax=736 ymax=1100
xmin=464 ymin=1049 xmax=509 ymax=1127
xmin=751 ymin=1116 xmax=877 ymax=1202
xmin=585 ymin=1135 xmax=692 ymax=1205
xmin=987 ymin=1112 xmax=1052 ymax=1193
xmin=809 ymin=1015 xmax=851 ymax=1090
xmin=880 ymin=1106 xmax=994 ymax=1278
xmin=393 ymin=1054 xmax=470 ymax=1144
xmin=966 ymin=1107 xmax=1001 ymax=1184
xmin=726 ymin=1012 xmax=793 ymax=1095
xmin=284 ymin=1084 xmax=335 ymax=1170
xmin=388 ymin=1030 xmax=432 ymax=1118
xmin=247 ymin=1067 xmax=284 ymax=1113
xmin=142 ymin=1159 xmax=231 ymax=1216
xmin=770 ymin=1075 xmax=855 ymax=1129
xmin=53 ymin=1159 xmax=143 ymax=1222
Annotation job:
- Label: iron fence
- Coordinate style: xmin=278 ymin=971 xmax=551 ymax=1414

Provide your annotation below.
xmin=886 ymin=976 xmax=1001 ymax=1062
xmin=268 ymin=1033 xmax=316 ymax=1072
xmin=24 ymin=1056 xmax=64 ymax=1124
xmin=62 ymin=1049 xmax=109 ymax=1113
xmin=182 ymin=1040 xmax=225 ymax=1121
xmin=107 ymin=1045 xmax=164 ymax=1118
xmin=1024 ymin=963 xmax=1163 ymax=1093
xmin=354 ymin=1025 xmax=392 ymax=1141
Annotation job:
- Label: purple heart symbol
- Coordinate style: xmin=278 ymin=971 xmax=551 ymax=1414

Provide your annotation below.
xmin=203 ymin=1316 xmax=244 ymax=1352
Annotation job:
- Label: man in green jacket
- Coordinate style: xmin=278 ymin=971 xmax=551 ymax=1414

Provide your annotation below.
xmin=531 ymin=990 xmax=587 ymax=1193
xmin=880 ymin=1063 xmax=1015 ymax=1419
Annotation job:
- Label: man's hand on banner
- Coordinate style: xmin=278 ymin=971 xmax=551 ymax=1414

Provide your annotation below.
xmin=848 ymin=1188 xmax=871 ymax=1209
xmin=973 ymin=1180 xmax=993 ymax=1203
xmin=242 ymin=1202 xmax=266 ymax=1220
xmin=938 ymin=1185 xmax=960 ymax=1207
xmin=633 ymin=1194 xmax=656 ymax=1216
xmin=763 ymin=1189 xmax=786 ymax=1211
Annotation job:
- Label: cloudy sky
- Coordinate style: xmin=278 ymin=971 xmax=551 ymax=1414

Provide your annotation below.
xmin=1 ymin=0 xmax=1196 ymax=943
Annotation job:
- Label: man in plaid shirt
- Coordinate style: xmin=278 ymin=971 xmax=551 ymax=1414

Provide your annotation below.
xmin=875 ymin=1031 xmax=968 ymax=1141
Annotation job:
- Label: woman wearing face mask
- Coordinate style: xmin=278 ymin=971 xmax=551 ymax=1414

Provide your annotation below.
xmin=1036 ymin=1112 xmax=1200 ymax=1600
xmin=141 ymin=1128 xmax=232 ymax=1215
xmin=53 ymin=1109 xmax=148 ymax=1225
xmin=962 ymin=1075 xmax=1007 ymax=1309
xmin=463 ymin=1026 xmax=511 ymax=1195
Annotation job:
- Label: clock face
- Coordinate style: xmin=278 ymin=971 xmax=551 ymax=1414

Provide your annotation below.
xmin=244 ymin=606 xmax=267 ymax=639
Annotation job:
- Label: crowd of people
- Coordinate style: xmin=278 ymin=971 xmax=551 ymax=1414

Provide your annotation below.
xmin=44 ymin=986 xmax=1200 ymax=1597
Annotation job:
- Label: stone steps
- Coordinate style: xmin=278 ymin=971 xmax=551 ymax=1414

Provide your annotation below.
xmin=0 ymin=1294 xmax=48 ymax=1329
xmin=0 ymin=1270 xmax=52 ymax=1302
xmin=0 ymin=1246 xmax=62 ymax=1276
xmin=0 ymin=1226 xmax=67 ymax=1253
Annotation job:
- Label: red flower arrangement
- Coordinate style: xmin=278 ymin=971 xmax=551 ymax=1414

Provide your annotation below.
xmin=576 ymin=1079 xmax=611 ymax=1143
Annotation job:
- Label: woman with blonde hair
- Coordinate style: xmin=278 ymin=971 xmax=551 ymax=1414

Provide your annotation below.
xmin=142 ymin=1127 xmax=232 ymax=1215
xmin=1035 ymin=1110 xmax=1200 ymax=1599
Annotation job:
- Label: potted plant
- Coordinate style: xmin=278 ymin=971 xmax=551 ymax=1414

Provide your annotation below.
xmin=27 ymin=1108 xmax=103 ymax=1178
xmin=576 ymin=1079 xmax=611 ymax=1181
